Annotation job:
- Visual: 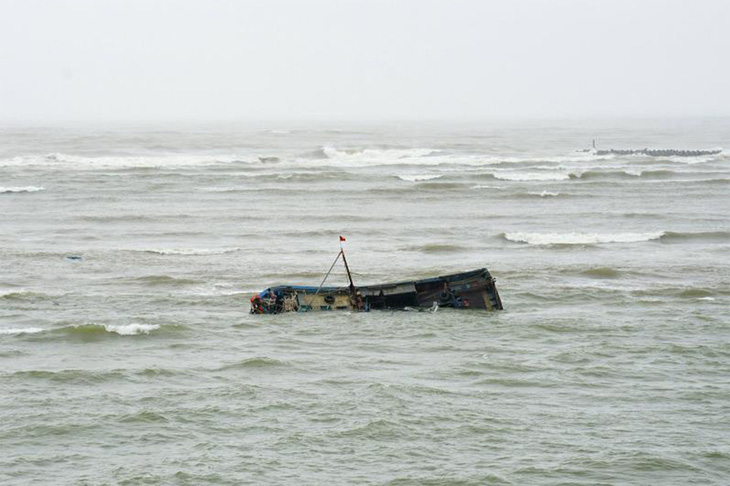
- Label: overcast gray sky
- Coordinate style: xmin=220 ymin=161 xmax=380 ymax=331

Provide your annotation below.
xmin=1 ymin=0 xmax=728 ymax=122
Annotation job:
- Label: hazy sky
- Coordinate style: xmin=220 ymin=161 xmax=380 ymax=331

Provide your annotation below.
xmin=1 ymin=0 xmax=728 ymax=122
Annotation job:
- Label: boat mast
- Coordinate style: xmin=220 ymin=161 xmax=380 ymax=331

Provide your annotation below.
xmin=339 ymin=236 xmax=359 ymax=310
xmin=340 ymin=248 xmax=356 ymax=292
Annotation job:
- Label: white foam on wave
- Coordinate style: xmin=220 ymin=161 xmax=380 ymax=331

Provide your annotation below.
xmin=484 ymin=153 xmax=615 ymax=165
xmin=697 ymin=297 xmax=716 ymax=301
xmin=0 ymin=149 xmax=624 ymax=172
xmin=319 ymin=148 xmax=615 ymax=167
xmin=0 ymin=327 xmax=45 ymax=335
xmin=667 ymin=155 xmax=717 ymax=165
xmin=0 ymin=288 xmax=66 ymax=299
xmin=104 ymin=324 xmax=160 ymax=335
xmin=396 ymin=174 xmax=442 ymax=182
xmin=287 ymin=147 xmax=486 ymax=169
xmin=471 ymin=184 xmax=501 ymax=189
xmin=0 ymin=153 xmax=248 ymax=169
xmin=323 ymin=146 xmax=436 ymax=159
xmin=305 ymin=146 xmax=450 ymax=168
xmin=504 ymin=231 xmax=665 ymax=245
xmin=0 ymin=186 xmax=45 ymax=193
xmin=528 ymin=191 xmax=560 ymax=197
xmin=494 ymin=172 xmax=570 ymax=181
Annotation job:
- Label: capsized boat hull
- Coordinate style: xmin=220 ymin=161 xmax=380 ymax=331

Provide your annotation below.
xmin=250 ymin=268 xmax=503 ymax=313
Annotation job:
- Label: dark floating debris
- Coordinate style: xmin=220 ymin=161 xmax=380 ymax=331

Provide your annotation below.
xmin=65 ymin=255 xmax=83 ymax=261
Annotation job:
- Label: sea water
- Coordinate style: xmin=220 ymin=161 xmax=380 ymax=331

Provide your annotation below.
xmin=1 ymin=119 xmax=729 ymax=484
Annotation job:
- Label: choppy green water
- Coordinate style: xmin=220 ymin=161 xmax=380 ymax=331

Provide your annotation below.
xmin=2 ymin=120 xmax=729 ymax=484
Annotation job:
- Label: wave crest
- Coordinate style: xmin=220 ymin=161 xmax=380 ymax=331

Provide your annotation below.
xmin=494 ymin=172 xmax=570 ymax=181
xmin=218 ymin=357 xmax=288 ymax=370
xmin=573 ymin=169 xmax=677 ymax=180
xmin=503 ymin=232 xmax=665 ymax=245
xmin=0 ymin=327 xmax=45 ymax=335
xmin=3 ymin=323 xmax=170 ymax=339
xmin=0 ymin=186 xmax=45 ymax=194
xmin=105 ymin=324 xmax=161 ymax=335
xmin=396 ymin=174 xmax=442 ymax=182
xmin=661 ymin=231 xmax=730 ymax=242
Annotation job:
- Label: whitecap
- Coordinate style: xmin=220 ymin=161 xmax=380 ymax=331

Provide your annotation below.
xmin=396 ymin=174 xmax=442 ymax=182
xmin=0 ymin=327 xmax=45 ymax=335
xmin=528 ymin=191 xmax=560 ymax=197
xmin=493 ymin=172 xmax=570 ymax=181
xmin=697 ymin=297 xmax=716 ymax=301
xmin=0 ymin=153 xmax=248 ymax=169
xmin=0 ymin=186 xmax=45 ymax=193
xmin=504 ymin=231 xmax=665 ymax=245
xmin=314 ymin=146 xmax=442 ymax=167
xmin=104 ymin=324 xmax=161 ymax=335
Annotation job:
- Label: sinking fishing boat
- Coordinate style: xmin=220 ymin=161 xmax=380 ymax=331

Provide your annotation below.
xmin=250 ymin=239 xmax=503 ymax=314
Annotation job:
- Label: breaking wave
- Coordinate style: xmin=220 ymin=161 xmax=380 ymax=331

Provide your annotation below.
xmin=572 ymin=169 xmax=677 ymax=180
xmin=0 ymin=153 xmax=246 ymax=169
xmin=297 ymin=146 xmax=458 ymax=168
xmin=323 ymin=146 xmax=437 ymax=160
xmin=471 ymin=184 xmax=501 ymax=190
xmin=104 ymin=324 xmax=161 ymax=335
xmin=396 ymin=174 xmax=442 ymax=182
xmin=493 ymin=172 xmax=570 ymax=181
xmin=58 ymin=323 xmax=164 ymax=337
xmin=3 ymin=323 xmax=172 ymax=339
xmin=0 ymin=186 xmax=45 ymax=193
xmin=502 ymin=232 xmax=665 ymax=245
xmin=0 ymin=289 xmax=66 ymax=301
xmin=0 ymin=327 xmax=45 ymax=335
xmin=527 ymin=191 xmax=561 ymax=197
xmin=503 ymin=230 xmax=730 ymax=246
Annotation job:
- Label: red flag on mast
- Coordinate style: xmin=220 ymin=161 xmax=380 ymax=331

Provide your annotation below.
xmin=339 ymin=236 xmax=346 ymax=242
